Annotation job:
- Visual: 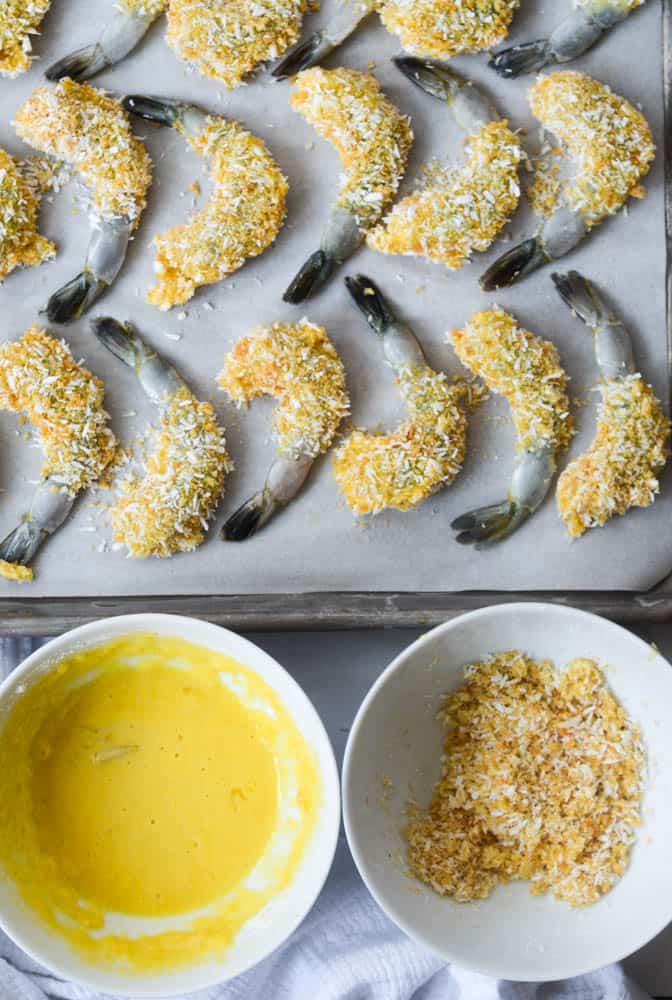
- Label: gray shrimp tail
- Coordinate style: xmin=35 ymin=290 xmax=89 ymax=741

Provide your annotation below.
xmin=283 ymin=250 xmax=335 ymax=303
xmin=46 ymin=270 xmax=106 ymax=324
xmin=92 ymin=316 xmax=145 ymax=369
xmin=551 ymin=270 xmax=604 ymax=328
xmin=46 ymin=44 xmax=105 ymax=81
xmin=345 ymin=274 xmax=396 ymax=335
xmin=122 ymin=95 xmax=180 ymax=127
xmin=451 ymin=500 xmax=519 ymax=549
xmin=489 ymin=40 xmax=553 ymax=78
xmin=393 ymin=56 xmax=459 ymax=102
xmin=272 ymin=32 xmax=327 ymax=78
xmin=480 ymin=238 xmax=549 ymax=292
xmin=0 ymin=521 xmax=43 ymax=567
xmin=222 ymin=491 xmax=276 ymax=542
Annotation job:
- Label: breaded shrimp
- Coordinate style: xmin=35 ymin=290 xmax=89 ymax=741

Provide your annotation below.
xmin=0 ymin=148 xmax=55 ymax=282
xmin=0 ymin=0 xmax=50 ymax=77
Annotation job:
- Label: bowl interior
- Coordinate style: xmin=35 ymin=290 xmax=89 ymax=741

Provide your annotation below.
xmin=0 ymin=614 xmax=340 ymax=998
xmin=343 ymin=603 xmax=672 ymax=982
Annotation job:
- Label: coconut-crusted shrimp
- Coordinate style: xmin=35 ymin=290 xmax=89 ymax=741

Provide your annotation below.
xmin=481 ymin=71 xmax=655 ymax=291
xmin=552 ymin=271 xmax=670 ymax=537
xmin=93 ymin=318 xmax=231 ymax=558
xmin=47 ymin=0 xmax=168 ymax=82
xmin=0 ymin=148 xmax=55 ymax=283
xmin=0 ymin=0 xmax=50 ymax=77
xmin=334 ymin=276 xmax=480 ymax=516
xmin=0 ymin=327 xmax=117 ymax=581
xmin=491 ymin=0 xmax=645 ymax=78
xmin=274 ymin=0 xmax=520 ymax=77
xmin=284 ymin=68 xmax=412 ymax=304
xmin=167 ymin=0 xmax=310 ymax=89
xmin=14 ymin=79 xmax=152 ymax=323
xmin=450 ymin=307 xmax=573 ymax=547
xmin=368 ymin=59 xmax=522 ymax=270
xmin=123 ymin=95 xmax=287 ymax=310
xmin=219 ymin=318 xmax=349 ymax=540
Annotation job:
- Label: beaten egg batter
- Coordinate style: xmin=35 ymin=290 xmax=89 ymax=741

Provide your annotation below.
xmin=0 ymin=633 xmax=320 ymax=972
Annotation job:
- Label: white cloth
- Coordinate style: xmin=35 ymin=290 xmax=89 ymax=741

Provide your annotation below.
xmin=0 ymin=640 xmax=652 ymax=1000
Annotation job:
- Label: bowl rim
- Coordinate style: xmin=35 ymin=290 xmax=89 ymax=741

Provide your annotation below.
xmin=342 ymin=601 xmax=672 ymax=982
xmin=0 ymin=612 xmax=341 ymax=998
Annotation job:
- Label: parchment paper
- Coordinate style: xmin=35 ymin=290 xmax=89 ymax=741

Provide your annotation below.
xmin=0 ymin=0 xmax=668 ymax=596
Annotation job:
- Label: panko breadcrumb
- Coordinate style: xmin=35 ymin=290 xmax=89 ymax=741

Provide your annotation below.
xmin=333 ymin=369 xmax=481 ymax=515
xmin=528 ymin=71 xmax=655 ymax=225
xmin=0 ymin=0 xmax=50 ymax=77
xmin=0 ymin=148 xmax=55 ymax=282
xmin=121 ymin=0 xmax=168 ymax=15
xmin=378 ymin=0 xmax=520 ymax=59
xmin=0 ymin=559 xmax=33 ymax=582
xmin=557 ymin=375 xmax=670 ymax=537
xmin=14 ymin=79 xmax=152 ymax=225
xmin=219 ymin=319 xmax=349 ymax=459
xmin=290 ymin=67 xmax=413 ymax=231
xmin=451 ymin=307 xmax=573 ymax=453
xmin=147 ymin=117 xmax=287 ymax=310
xmin=167 ymin=0 xmax=308 ymax=88
xmin=0 ymin=326 xmax=117 ymax=495
xmin=368 ymin=120 xmax=521 ymax=267
xmin=406 ymin=651 xmax=645 ymax=906
xmin=111 ymin=386 xmax=231 ymax=558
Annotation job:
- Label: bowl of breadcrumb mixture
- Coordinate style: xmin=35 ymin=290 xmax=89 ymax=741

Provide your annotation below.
xmin=343 ymin=604 xmax=672 ymax=981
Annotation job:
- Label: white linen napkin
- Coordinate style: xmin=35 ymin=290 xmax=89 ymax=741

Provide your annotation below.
xmin=0 ymin=639 xmax=651 ymax=1000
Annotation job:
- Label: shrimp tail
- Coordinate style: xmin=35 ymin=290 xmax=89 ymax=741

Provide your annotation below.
xmin=92 ymin=316 xmax=145 ymax=368
xmin=0 ymin=520 xmax=43 ymax=566
xmin=551 ymin=270 xmax=604 ymax=328
xmin=393 ymin=56 xmax=459 ymax=102
xmin=272 ymin=32 xmax=330 ymax=79
xmin=45 ymin=270 xmax=105 ymax=324
xmin=283 ymin=250 xmax=335 ymax=304
xmin=480 ymin=238 xmax=549 ymax=291
xmin=345 ymin=274 xmax=396 ymax=335
xmin=46 ymin=44 xmax=105 ymax=81
xmin=121 ymin=95 xmax=181 ymax=127
xmin=222 ymin=491 xmax=276 ymax=541
xmin=451 ymin=500 xmax=519 ymax=549
xmin=489 ymin=40 xmax=553 ymax=79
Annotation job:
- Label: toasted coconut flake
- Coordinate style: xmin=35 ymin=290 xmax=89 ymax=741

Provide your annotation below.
xmin=0 ymin=148 xmax=55 ymax=282
xmin=406 ymin=651 xmax=645 ymax=906
xmin=0 ymin=0 xmax=50 ymax=78
xmin=0 ymin=559 xmax=33 ymax=582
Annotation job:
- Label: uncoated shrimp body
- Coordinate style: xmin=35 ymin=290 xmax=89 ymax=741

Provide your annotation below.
xmin=0 ymin=0 xmax=50 ymax=77
xmin=167 ymin=0 xmax=309 ymax=88
xmin=0 ymin=149 xmax=56 ymax=282
xmin=219 ymin=319 xmax=349 ymax=539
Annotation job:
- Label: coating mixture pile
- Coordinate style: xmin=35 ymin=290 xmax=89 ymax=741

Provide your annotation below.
xmin=406 ymin=651 xmax=644 ymax=905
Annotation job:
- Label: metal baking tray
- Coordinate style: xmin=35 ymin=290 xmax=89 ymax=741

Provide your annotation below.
xmin=0 ymin=0 xmax=670 ymax=632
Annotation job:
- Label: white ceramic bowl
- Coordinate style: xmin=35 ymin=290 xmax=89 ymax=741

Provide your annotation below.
xmin=343 ymin=603 xmax=672 ymax=982
xmin=0 ymin=614 xmax=340 ymax=998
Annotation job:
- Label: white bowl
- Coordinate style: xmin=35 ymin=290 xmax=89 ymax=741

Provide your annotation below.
xmin=0 ymin=614 xmax=340 ymax=998
xmin=343 ymin=603 xmax=672 ymax=982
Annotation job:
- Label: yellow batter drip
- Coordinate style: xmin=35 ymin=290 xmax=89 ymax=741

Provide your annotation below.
xmin=0 ymin=633 xmax=320 ymax=972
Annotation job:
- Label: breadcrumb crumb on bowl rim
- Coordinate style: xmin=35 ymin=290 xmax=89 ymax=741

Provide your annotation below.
xmin=0 ymin=613 xmax=340 ymax=998
xmin=342 ymin=603 xmax=672 ymax=982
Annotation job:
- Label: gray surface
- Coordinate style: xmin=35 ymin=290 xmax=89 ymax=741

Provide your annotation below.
xmin=0 ymin=0 xmax=669 ymax=597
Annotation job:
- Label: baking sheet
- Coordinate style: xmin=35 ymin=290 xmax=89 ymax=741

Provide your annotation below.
xmin=0 ymin=0 xmax=668 ymax=598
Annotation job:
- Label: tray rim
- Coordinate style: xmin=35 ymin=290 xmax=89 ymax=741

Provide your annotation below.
xmin=1 ymin=2 xmax=671 ymax=634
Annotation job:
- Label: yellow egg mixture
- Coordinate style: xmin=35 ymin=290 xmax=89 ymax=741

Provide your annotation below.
xmin=0 ymin=633 xmax=320 ymax=972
